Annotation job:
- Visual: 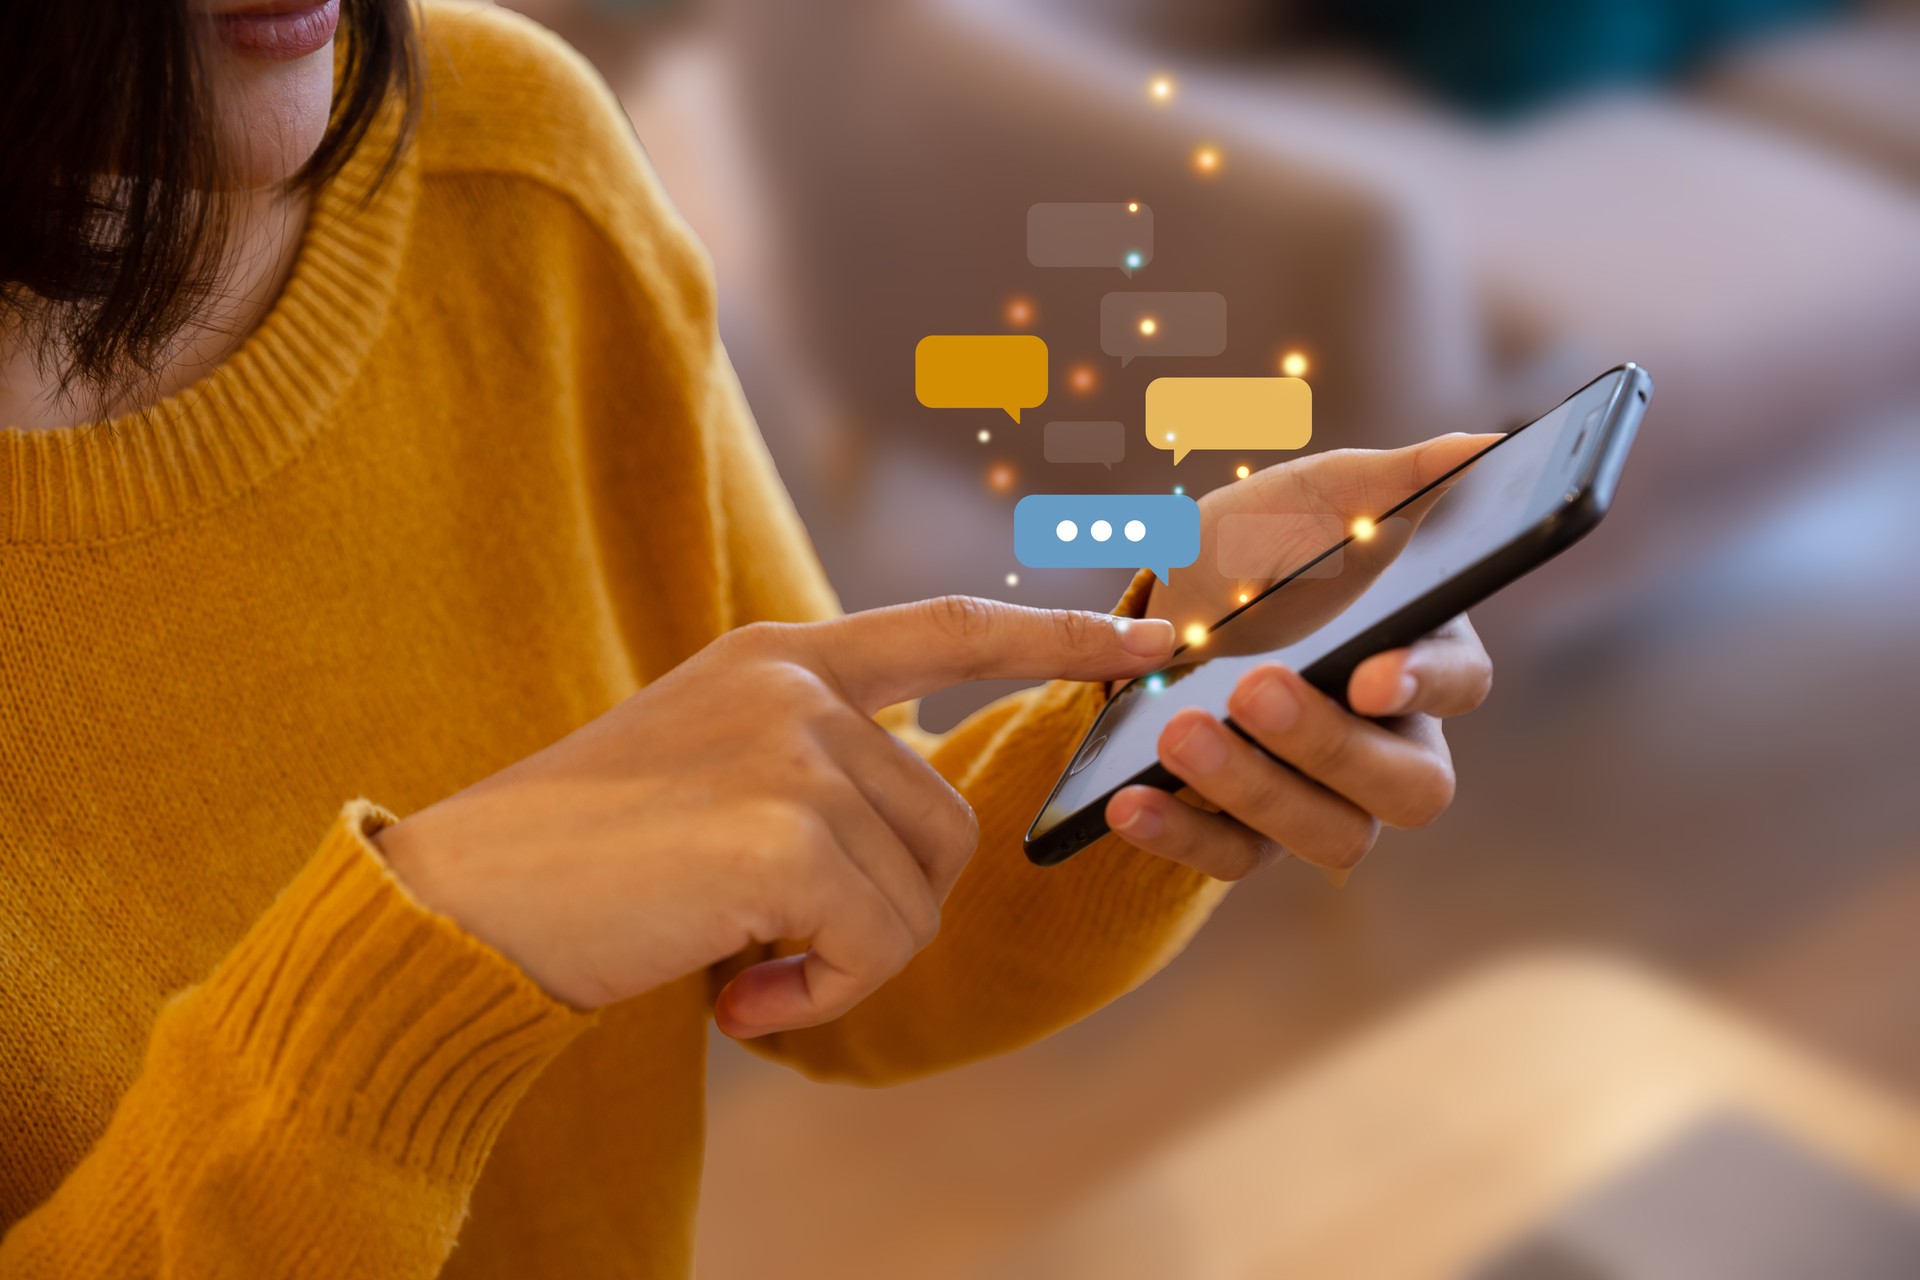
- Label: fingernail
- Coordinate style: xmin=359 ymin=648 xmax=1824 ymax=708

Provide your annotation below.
xmin=1240 ymin=672 xmax=1299 ymax=734
xmin=1387 ymin=672 xmax=1418 ymax=715
xmin=1115 ymin=617 xmax=1176 ymax=657
xmin=1170 ymin=718 xmax=1229 ymax=773
xmin=1111 ymin=794 xmax=1163 ymax=839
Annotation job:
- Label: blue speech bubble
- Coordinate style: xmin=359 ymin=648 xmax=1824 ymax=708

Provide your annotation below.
xmin=1014 ymin=493 xmax=1201 ymax=584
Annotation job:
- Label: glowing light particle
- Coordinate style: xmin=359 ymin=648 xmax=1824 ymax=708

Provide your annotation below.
xmin=1145 ymin=673 xmax=1166 ymax=693
xmin=1005 ymin=297 xmax=1035 ymax=327
xmin=1069 ymin=364 xmax=1098 ymax=395
xmin=1235 ymin=464 xmax=1250 ymax=480
xmin=987 ymin=463 xmax=1016 ymax=493
xmin=1171 ymin=484 xmax=1185 ymax=496
xmin=1148 ymin=75 xmax=1175 ymax=104
xmin=1238 ymin=592 xmax=1251 ymax=604
xmin=1280 ymin=350 xmax=1309 ymax=378
xmin=1183 ymin=623 xmax=1208 ymax=647
xmin=1352 ymin=516 xmax=1377 ymax=541
xmin=1164 ymin=431 xmax=1176 ymax=442
xmin=1006 ymin=573 xmax=1019 ymax=587
xmin=977 ymin=428 xmax=991 ymax=443
xmin=1127 ymin=202 xmax=1140 ymax=213
xmin=1138 ymin=317 xmax=1158 ymax=337
xmin=1125 ymin=251 xmax=1144 ymax=270
xmin=1193 ymin=145 xmax=1221 ymax=175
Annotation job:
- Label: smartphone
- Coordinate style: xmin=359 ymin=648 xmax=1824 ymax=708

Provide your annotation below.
xmin=1024 ymin=363 xmax=1651 ymax=867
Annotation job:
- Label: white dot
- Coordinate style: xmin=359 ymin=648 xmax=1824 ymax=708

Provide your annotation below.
xmin=1124 ymin=519 xmax=1146 ymax=542
xmin=1090 ymin=519 xmax=1113 ymax=542
xmin=1005 ymin=573 xmax=1019 ymax=587
xmin=1055 ymin=519 xmax=1078 ymax=542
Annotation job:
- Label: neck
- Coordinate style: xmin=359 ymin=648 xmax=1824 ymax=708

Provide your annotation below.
xmin=0 ymin=184 xmax=312 ymax=432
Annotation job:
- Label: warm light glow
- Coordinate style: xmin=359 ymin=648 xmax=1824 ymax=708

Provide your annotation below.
xmin=1148 ymin=75 xmax=1175 ymax=104
xmin=1234 ymin=464 xmax=1251 ymax=480
xmin=1164 ymin=432 xmax=1176 ymax=442
xmin=1127 ymin=201 xmax=1140 ymax=213
xmin=1193 ymin=145 xmax=1221 ymax=174
xmin=1238 ymin=592 xmax=1251 ymax=604
xmin=1069 ymin=364 xmax=1098 ymax=395
xmin=977 ymin=428 xmax=991 ymax=443
xmin=1005 ymin=573 xmax=1019 ymax=587
xmin=1182 ymin=623 xmax=1208 ymax=647
xmin=1351 ymin=516 xmax=1377 ymax=541
xmin=1004 ymin=297 xmax=1034 ymax=327
xmin=1280 ymin=350 xmax=1309 ymax=378
xmin=1138 ymin=317 xmax=1158 ymax=336
xmin=987 ymin=463 xmax=1016 ymax=493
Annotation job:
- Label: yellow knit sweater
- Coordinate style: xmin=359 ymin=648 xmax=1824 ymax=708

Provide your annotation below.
xmin=0 ymin=6 xmax=1226 ymax=1276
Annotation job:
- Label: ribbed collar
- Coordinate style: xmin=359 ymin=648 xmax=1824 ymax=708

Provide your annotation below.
xmin=1 ymin=109 xmax=419 ymax=546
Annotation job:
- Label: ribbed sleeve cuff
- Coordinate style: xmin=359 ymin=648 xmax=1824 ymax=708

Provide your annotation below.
xmin=188 ymin=801 xmax=593 ymax=1184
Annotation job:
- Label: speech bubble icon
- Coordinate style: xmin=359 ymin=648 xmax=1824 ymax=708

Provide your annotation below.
xmin=1100 ymin=292 xmax=1226 ymax=367
xmin=1043 ymin=420 xmax=1126 ymax=468
xmin=1014 ymin=493 xmax=1201 ymax=584
xmin=1145 ymin=375 xmax=1312 ymax=464
xmin=916 ymin=334 xmax=1048 ymax=422
xmin=1027 ymin=202 xmax=1153 ymax=277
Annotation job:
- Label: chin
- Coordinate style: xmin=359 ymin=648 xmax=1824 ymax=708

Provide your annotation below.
xmin=211 ymin=40 xmax=337 ymax=189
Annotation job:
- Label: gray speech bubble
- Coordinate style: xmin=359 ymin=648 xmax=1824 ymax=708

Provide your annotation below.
xmin=1100 ymin=291 xmax=1227 ymax=366
xmin=1043 ymin=420 xmax=1126 ymax=468
xmin=1027 ymin=203 xmax=1154 ymax=277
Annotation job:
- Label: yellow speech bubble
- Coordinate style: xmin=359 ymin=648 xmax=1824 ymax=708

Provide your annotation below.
xmin=916 ymin=335 xmax=1048 ymax=423
xmin=1145 ymin=376 xmax=1311 ymax=464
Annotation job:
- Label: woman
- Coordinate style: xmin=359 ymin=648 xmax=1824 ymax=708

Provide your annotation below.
xmin=0 ymin=2 xmax=1492 ymax=1275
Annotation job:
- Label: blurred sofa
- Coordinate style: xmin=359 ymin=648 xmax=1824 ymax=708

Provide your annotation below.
xmin=710 ymin=0 xmax=1920 ymax=619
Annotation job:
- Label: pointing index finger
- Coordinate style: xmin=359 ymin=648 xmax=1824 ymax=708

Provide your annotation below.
xmin=805 ymin=597 xmax=1176 ymax=715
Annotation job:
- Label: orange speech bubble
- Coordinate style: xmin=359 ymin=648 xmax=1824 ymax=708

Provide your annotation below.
xmin=915 ymin=335 xmax=1049 ymax=423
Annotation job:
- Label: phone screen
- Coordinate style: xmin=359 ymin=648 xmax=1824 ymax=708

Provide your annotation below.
xmin=1031 ymin=371 xmax=1626 ymax=839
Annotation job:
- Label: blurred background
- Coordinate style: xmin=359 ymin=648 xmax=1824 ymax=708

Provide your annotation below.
xmin=493 ymin=0 xmax=1920 ymax=1274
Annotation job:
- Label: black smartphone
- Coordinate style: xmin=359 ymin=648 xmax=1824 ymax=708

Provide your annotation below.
xmin=1024 ymin=363 xmax=1651 ymax=867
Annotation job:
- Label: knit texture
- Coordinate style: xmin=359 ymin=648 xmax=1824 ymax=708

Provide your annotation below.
xmin=0 ymin=6 xmax=1226 ymax=1276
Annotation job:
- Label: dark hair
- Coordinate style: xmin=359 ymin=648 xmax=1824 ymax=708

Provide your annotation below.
xmin=0 ymin=1 xmax=420 ymax=411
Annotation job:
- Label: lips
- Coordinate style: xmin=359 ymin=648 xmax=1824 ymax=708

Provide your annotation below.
xmin=209 ymin=0 xmax=341 ymax=61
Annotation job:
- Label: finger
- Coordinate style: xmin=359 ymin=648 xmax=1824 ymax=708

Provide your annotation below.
xmin=800 ymin=597 xmax=1176 ymax=714
xmin=1152 ymin=710 xmax=1381 ymax=869
xmin=1348 ymin=616 xmax=1493 ymax=719
xmin=1228 ymin=665 xmax=1457 ymax=830
xmin=812 ymin=712 xmax=979 ymax=897
xmin=714 ymin=850 xmax=917 ymax=1037
xmin=806 ymin=768 xmax=945 ymax=948
xmin=1106 ymin=785 xmax=1286 ymax=881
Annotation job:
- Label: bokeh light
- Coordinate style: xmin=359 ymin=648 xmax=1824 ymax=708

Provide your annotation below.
xmin=977 ymin=428 xmax=991 ymax=443
xmin=1351 ymin=516 xmax=1377 ymax=541
xmin=1235 ymin=463 xmax=1251 ymax=480
xmin=1147 ymin=75 xmax=1175 ymax=104
xmin=1004 ymin=296 xmax=1035 ymax=328
xmin=1126 ymin=201 xmax=1140 ymax=213
xmin=1182 ymin=622 xmax=1208 ymax=647
xmin=1005 ymin=572 xmax=1019 ymax=588
xmin=1238 ymin=591 xmax=1251 ymax=604
xmin=1125 ymin=250 xmax=1144 ymax=270
xmin=1193 ymin=145 xmax=1221 ymax=175
xmin=987 ymin=462 xmax=1017 ymax=493
xmin=1068 ymin=364 xmax=1098 ymax=395
xmin=1280 ymin=350 xmax=1309 ymax=378
xmin=1138 ymin=317 xmax=1158 ymax=336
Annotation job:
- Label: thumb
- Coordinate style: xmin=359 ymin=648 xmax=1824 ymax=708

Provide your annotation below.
xmin=803 ymin=597 xmax=1175 ymax=714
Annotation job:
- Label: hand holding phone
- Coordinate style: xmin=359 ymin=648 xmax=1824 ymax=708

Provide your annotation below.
xmin=1027 ymin=364 xmax=1650 ymax=867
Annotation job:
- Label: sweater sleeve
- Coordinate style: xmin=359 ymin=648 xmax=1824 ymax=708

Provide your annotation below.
xmin=702 ymin=354 xmax=1232 ymax=1083
xmin=0 ymin=802 xmax=591 ymax=1279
